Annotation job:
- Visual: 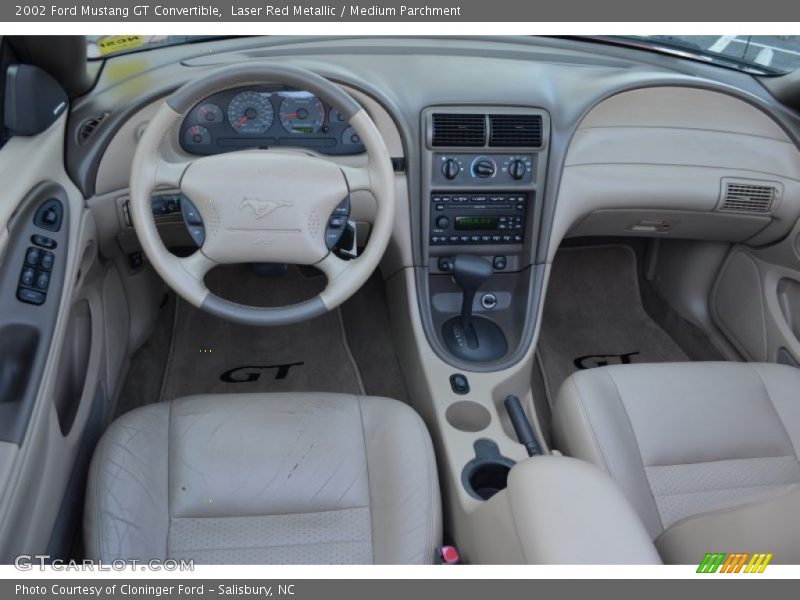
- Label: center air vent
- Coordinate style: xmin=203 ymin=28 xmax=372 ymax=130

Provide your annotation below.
xmin=489 ymin=114 xmax=543 ymax=147
xmin=431 ymin=113 xmax=486 ymax=147
xmin=720 ymin=181 xmax=779 ymax=213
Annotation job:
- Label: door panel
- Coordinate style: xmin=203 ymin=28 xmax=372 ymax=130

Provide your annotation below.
xmin=711 ymin=219 xmax=800 ymax=366
xmin=0 ymin=113 xmax=108 ymax=561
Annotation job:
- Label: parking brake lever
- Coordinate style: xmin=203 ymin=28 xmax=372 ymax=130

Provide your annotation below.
xmin=504 ymin=395 xmax=541 ymax=457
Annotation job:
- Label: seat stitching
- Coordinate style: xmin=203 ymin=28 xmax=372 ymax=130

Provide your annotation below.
xmin=355 ymin=396 xmax=375 ymax=564
xmin=169 ymin=506 xmax=371 ymax=520
xmin=92 ymin=432 xmax=107 ymax=559
xmin=651 ymin=481 xmax=796 ymax=498
xmin=412 ymin=407 xmax=438 ymax=564
xmin=602 ymin=369 xmax=664 ymax=532
xmin=750 ymin=364 xmax=800 ymax=463
xmin=568 ymin=377 xmax=614 ymax=478
xmin=644 ymin=454 xmax=798 ymax=469
xmin=170 ymin=538 xmax=374 ymax=554
xmin=166 ymin=400 xmax=173 ymax=558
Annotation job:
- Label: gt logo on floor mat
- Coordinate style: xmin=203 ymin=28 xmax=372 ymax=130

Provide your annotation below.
xmin=574 ymin=352 xmax=639 ymax=370
xmin=220 ymin=363 xmax=304 ymax=383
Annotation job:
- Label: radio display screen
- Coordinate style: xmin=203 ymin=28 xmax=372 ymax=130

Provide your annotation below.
xmin=455 ymin=216 xmax=498 ymax=230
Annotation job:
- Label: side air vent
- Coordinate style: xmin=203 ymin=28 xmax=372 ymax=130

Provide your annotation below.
xmin=77 ymin=113 xmax=108 ymax=144
xmin=489 ymin=114 xmax=543 ymax=147
xmin=431 ymin=113 xmax=486 ymax=147
xmin=720 ymin=181 xmax=778 ymax=213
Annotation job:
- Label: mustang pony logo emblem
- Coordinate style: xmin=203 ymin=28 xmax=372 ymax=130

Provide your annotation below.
xmin=239 ymin=197 xmax=293 ymax=219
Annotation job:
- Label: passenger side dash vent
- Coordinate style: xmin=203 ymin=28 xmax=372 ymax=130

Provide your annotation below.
xmin=720 ymin=181 xmax=779 ymax=213
xmin=489 ymin=114 xmax=543 ymax=147
xmin=77 ymin=113 xmax=109 ymax=144
xmin=431 ymin=113 xmax=486 ymax=147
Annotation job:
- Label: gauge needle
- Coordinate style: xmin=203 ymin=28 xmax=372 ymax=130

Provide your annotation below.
xmin=282 ymin=112 xmax=298 ymax=118
xmin=235 ymin=115 xmax=249 ymax=129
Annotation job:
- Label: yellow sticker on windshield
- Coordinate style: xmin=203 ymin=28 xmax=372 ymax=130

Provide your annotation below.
xmin=96 ymin=36 xmax=144 ymax=56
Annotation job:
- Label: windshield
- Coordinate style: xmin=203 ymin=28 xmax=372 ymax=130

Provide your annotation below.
xmin=613 ymin=35 xmax=800 ymax=75
xmin=89 ymin=35 xmax=800 ymax=75
xmin=86 ymin=35 xmax=224 ymax=58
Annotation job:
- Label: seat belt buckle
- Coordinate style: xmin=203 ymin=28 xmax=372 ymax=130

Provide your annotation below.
xmin=436 ymin=545 xmax=461 ymax=564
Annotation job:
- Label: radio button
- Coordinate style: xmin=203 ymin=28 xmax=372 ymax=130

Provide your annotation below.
xmin=460 ymin=236 xmax=470 ymax=243
xmin=435 ymin=204 xmax=445 ymax=211
xmin=472 ymin=196 xmax=487 ymax=203
xmin=449 ymin=236 xmax=459 ymax=243
xmin=470 ymin=235 xmax=481 ymax=243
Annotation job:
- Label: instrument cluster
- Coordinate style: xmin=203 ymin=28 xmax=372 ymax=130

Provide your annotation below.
xmin=179 ymin=86 xmax=365 ymax=156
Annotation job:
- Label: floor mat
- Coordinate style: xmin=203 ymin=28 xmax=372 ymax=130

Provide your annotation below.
xmin=340 ymin=273 xmax=410 ymax=403
xmin=113 ymin=292 xmax=175 ymax=418
xmin=537 ymin=245 xmax=688 ymax=403
xmin=159 ymin=265 xmax=364 ymax=401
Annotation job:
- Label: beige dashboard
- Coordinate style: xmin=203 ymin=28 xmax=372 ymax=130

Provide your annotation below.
xmin=551 ymin=86 xmax=800 ymax=260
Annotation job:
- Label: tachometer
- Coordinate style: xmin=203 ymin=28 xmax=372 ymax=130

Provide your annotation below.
xmin=227 ymin=91 xmax=274 ymax=135
xmin=279 ymin=93 xmax=326 ymax=134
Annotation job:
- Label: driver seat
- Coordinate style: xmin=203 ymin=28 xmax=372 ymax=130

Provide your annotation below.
xmin=84 ymin=393 xmax=442 ymax=564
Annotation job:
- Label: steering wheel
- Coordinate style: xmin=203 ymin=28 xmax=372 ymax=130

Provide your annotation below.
xmin=129 ymin=65 xmax=395 ymax=326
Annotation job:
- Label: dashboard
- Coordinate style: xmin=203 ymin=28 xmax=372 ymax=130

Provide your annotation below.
xmin=179 ymin=86 xmax=366 ymax=156
xmin=64 ymin=35 xmax=800 ymax=371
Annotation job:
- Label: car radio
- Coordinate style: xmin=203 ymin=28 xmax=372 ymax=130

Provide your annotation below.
xmin=429 ymin=192 xmax=527 ymax=245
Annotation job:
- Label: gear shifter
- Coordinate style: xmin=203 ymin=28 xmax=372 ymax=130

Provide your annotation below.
xmin=442 ymin=255 xmax=508 ymax=362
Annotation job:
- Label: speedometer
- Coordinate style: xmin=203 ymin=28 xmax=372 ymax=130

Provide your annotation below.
xmin=279 ymin=93 xmax=326 ymax=134
xmin=227 ymin=91 xmax=274 ymax=135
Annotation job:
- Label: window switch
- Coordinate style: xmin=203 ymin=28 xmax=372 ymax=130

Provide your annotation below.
xmin=35 ymin=272 xmax=50 ymax=290
xmin=20 ymin=268 xmax=35 ymax=287
xmin=18 ymin=287 xmax=45 ymax=305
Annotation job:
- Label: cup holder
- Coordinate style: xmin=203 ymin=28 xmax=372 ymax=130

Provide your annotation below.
xmin=462 ymin=439 xmax=516 ymax=501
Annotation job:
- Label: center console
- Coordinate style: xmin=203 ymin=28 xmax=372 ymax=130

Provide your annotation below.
xmin=420 ymin=106 xmax=550 ymax=369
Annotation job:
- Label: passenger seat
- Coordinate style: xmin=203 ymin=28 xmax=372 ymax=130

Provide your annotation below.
xmin=552 ymin=362 xmax=800 ymax=563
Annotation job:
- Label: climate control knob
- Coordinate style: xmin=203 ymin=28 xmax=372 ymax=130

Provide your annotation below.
xmin=509 ymin=159 xmax=527 ymax=180
xmin=473 ymin=158 xmax=496 ymax=178
xmin=442 ymin=158 xmax=459 ymax=180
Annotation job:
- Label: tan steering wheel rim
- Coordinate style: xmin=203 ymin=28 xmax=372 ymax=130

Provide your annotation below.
xmin=129 ymin=64 xmax=395 ymax=326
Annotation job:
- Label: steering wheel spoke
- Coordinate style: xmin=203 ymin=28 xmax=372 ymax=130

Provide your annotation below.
xmin=155 ymin=157 xmax=193 ymax=189
xmin=177 ymin=250 xmax=217 ymax=281
xmin=341 ymin=164 xmax=372 ymax=193
xmin=316 ymin=252 xmax=349 ymax=283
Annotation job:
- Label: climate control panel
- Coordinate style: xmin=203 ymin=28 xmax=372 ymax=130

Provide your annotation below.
xmin=433 ymin=153 xmax=534 ymax=186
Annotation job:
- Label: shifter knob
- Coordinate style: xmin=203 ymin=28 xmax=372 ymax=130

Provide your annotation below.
xmin=452 ymin=255 xmax=493 ymax=337
xmin=452 ymin=255 xmax=493 ymax=292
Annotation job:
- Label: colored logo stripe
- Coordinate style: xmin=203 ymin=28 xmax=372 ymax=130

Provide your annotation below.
xmin=745 ymin=553 xmax=773 ymax=573
xmin=697 ymin=553 xmax=726 ymax=573
xmin=697 ymin=552 xmax=773 ymax=573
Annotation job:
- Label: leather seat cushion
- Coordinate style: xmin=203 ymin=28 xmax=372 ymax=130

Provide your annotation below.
xmin=85 ymin=393 xmax=441 ymax=564
xmin=553 ymin=362 xmax=800 ymax=542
